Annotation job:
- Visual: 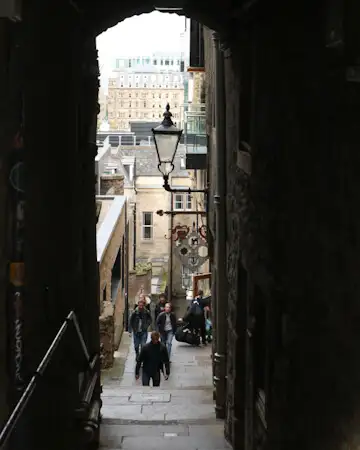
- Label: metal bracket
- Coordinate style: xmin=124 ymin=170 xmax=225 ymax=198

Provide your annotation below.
xmin=163 ymin=175 xmax=208 ymax=194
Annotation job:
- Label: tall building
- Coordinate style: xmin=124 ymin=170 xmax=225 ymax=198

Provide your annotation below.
xmin=107 ymin=52 xmax=185 ymax=131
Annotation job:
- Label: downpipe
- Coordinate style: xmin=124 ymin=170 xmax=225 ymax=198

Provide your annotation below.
xmin=81 ymin=399 xmax=102 ymax=446
xmin=213 ymin=31 xmax=228 ymax=420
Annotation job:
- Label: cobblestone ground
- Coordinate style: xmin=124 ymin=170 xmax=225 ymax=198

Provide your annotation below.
xmin=100 ymin=334 xmax=231 ymax=450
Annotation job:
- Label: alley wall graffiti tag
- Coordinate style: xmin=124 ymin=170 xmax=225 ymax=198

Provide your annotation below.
xmin=7 ymin=130 xmax=26 ymax=397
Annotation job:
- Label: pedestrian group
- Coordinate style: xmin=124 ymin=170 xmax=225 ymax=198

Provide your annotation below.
xmin=129 ymin=290 xmax=210 ymax=387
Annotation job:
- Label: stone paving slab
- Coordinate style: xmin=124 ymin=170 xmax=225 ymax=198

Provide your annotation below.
xmin=100 ymin=336 xmax=231 ymax=449
xmin=101 ymin=433 xmax=231 ymax=449
xmin=130 ymin=393 xmax=171 ymax=402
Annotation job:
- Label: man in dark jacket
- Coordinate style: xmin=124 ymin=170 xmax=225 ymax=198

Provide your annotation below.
xmin=156 ymin=303 xmax=176 ymax=359
xmin=129 ymin=300 xmax=152 ymax=357
xmin=154 ymin=293 xmax=167 ymax=321
xmin=183 ymin=299 xmax=207 ymax=345
xmin=135 ymin=331 xmax=170 ymax=386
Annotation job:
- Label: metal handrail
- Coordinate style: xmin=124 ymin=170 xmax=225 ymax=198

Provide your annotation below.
xmin=0 ymin=310 xmax=97 ymax=449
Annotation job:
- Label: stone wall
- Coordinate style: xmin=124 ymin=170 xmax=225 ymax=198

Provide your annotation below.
xmin=98 ymin=199 xmax=127 ymax=367
xmin=99 ymin=302 xmax=115 ymax=368
xmin=128 ymin=265 xmax=152 ymax=308
xmin=0 ymin=18 xmax=11 ymax=429
xmin=205 ymin=1 xmax=360 ymax=449
xmin=100 ymin=174 xmax=124 ymax=195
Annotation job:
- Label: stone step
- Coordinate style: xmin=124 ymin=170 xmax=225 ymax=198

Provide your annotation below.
xmin=100 ymin=423 xmax=231 ymax=449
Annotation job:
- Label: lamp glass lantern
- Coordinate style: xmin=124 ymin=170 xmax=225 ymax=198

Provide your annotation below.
xmin=152 ymin=103 xmax=183 ymax=177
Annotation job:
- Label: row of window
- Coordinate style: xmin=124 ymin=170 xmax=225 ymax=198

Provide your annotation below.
xmin=119 ymin=74 xmax=181 ymax=82
xmin=109 ymin=92 xmax=181 ymax=100
xmin=116 ymin=58 xmax=181 ymax=68
xmin=119 ymin=83 xmax=180 ymax=89
xmin=109 ymin=112 xmax=179 ymax=120
xmin=108 ymin=101 xmax=179 ymax=109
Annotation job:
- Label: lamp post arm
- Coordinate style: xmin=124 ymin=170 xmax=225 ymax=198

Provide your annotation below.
xmin=156 ymin=209 xmax=206 ymax=216
xmin=163 ymin=175 xmax=208 ymax=193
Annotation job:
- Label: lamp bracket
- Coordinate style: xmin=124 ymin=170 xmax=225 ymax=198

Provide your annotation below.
xmin=163 ymin=175 xmax=208 ymax=194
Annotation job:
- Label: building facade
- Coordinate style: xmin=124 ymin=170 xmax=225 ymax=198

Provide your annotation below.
xmin=106 ymin=52 xmax=185 ymax=131
xmin=107 ymin=74 xmax=184 ymax=131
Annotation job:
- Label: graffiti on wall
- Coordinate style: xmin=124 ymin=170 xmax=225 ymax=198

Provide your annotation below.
xmin=8 ymin=129 xmax=25 ymax=395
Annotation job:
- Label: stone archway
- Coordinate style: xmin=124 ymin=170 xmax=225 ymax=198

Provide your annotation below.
xmin=0 ymin=1 xmax=236 ymax=448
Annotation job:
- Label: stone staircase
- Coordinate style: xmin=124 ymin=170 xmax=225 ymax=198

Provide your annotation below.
xmin=99 ymin=338 xmax=231 ymax=449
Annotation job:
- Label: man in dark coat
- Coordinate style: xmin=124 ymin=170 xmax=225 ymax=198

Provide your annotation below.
xmin=129 ymin=299 xmax=152 ymax=357
xmin=135 ymin=331 xmax=170 ymax=386
xmin=156 ymin=303 xmax=177 ymax=359
xmin=155 ymin=293 xmax=167 ymax=321
xmin=183 ymin=299 xmax=207 ymax=345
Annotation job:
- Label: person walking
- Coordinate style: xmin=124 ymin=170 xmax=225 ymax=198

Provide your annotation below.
xmin=137 ymin=292 xmax=151 ymax=311
xmin=156 ymin=303 xmax=176 ymax=359
xmin=129 ymin=299 xmax=152 ymax=358
xmin=154 ymin=293 xmax=167 ymax=321
xmin=135 ymin=331 xmax=170 ymax=386
xmin=183 ymin=299 xmax=207 ymax=345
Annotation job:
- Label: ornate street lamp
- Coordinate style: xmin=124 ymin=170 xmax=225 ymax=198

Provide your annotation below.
xmin=152 ymin=103 xmax=182 ymax=188
xmin=153 ymin=104 xmax=207 ymax=193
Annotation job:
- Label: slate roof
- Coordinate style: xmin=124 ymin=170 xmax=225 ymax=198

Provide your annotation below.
xmin=119 ymin=145 xmax=188 ymax=177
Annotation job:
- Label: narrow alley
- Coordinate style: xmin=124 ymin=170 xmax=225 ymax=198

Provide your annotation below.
xmin=100 ymin=335 xmax=230 ymax=450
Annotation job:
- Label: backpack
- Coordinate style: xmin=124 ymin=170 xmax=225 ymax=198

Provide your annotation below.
xmin=192 ymin=301 xmax=203 ymax=317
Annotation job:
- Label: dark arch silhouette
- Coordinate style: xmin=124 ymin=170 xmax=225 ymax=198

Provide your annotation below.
xmin=75 ymin=0 xmax=230 ymax=38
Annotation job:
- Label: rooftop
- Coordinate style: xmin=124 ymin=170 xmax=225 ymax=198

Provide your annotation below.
xmin=119 ymin=145 xmax=188 ymax=177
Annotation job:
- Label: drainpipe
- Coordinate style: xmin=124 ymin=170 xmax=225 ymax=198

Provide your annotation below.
xmin=168 ymin=192 xmax=173 ymax=303
xmin=132 ymin=177 xmax=137 ymax=270
xmin=213 ymin=31 xmax=228 ymax=420
xmin=125 ymin=203 xmax=129 ymax=331
xmin=133 ymin=203 xmax=136 ymax=270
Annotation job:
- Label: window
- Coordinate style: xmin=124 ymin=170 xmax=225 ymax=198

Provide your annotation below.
xmin=135 ymin=92 xmax=138 ymax=97
xmin=173 ymin=194 xmax=192 ymax=211
xmin=129 ymin=93 xmax=132 ymax=98
xmin=186 ymin=193 xmax=192 ymax=210
xmin=136 ymin=83 xmax=139 ymax=87
xmin=144 ymin=102 xmax=146 ymax=107
xmin=174 ymin=194 xmax=184 ymax=210
xmin=142 ymin=212 xmax=153 ymax=240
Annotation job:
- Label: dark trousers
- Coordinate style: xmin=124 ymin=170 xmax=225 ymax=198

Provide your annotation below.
xmin=142 ymin=371 xmax=161 ymax=387
xmin=190 ymin=320 xmax=206 ymax=344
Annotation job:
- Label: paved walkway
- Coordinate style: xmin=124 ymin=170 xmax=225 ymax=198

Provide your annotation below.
xmin=100 ymin=334 xmax=231 ymax=450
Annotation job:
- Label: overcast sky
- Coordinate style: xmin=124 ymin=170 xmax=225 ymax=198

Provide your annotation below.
xmin=96 ymin=12 xmax=187 ymax=84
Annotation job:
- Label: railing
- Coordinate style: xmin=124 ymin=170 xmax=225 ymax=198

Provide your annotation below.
xmin=0 ymin=310 xmax=100 ymax=450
